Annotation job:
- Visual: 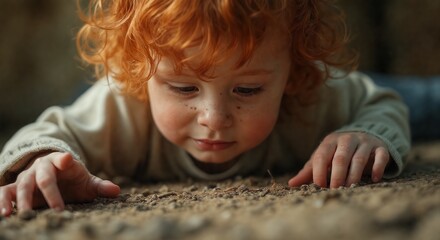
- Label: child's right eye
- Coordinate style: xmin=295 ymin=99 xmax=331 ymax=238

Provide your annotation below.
xmin=168 ymin=85 xmax=199 ymax=95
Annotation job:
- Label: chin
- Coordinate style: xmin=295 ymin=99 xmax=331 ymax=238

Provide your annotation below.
xmin=191 ymin=152 xmax=236 ymax=164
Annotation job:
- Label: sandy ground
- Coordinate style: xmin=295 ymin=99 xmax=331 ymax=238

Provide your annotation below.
xmin=0 ymin=142 xmax=439 ymax=240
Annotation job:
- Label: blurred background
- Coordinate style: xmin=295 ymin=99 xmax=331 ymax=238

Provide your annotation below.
xmin=1 ymin=0 xmax=440 ymax=149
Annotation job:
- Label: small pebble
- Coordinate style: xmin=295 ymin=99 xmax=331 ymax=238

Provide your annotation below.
xmin=309 ymin=183 xmax=321 ymax=192
xmin=18 ymin=210 xmax=37 ymax=221
xmin=377 ymin=182 xmax=392 ymax=188
xmin=141 ymin=190 xmax=151 ymax=196
xmin=60 ymin=210 xmax=73 ymax=220
xmin=126 ymin=194 xmax=144 ymax=203
xmin=208 ymin=183 xmax=218 ymax=189
xmin=184 ymin=185 xmax=198 ymax=192
xmin=157 ymin=192 xmax=177 ymax=199
xmin=220 ymin=193 xmax=232 ymax=199
xmin=323 ymin=190 xmax=342 ymax=201
xmin=159 ymin=186 xmax=169 ymax=192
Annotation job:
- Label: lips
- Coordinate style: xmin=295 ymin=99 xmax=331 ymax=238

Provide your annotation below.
xmin=193 ymin=139 xmax=235 ymax=151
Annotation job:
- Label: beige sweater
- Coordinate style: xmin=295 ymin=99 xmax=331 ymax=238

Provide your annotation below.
xmin=0 ymin=72 xmax=411 ymax=185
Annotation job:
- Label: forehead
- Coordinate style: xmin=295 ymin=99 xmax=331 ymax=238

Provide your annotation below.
xmin=158 ymin=27 xmax=290 ymax=76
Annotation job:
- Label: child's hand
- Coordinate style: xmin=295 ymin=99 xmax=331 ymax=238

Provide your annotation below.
xmin=288 ymin=132 xmax=390 ymax=188
xmin=0 ymin=152 xmax=120 ymax=216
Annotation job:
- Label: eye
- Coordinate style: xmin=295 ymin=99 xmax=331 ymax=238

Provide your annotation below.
xmin=233 ymin=87 xmax=262 ymax=97
xmin=168 ymin=85 xmax=199 ymax=95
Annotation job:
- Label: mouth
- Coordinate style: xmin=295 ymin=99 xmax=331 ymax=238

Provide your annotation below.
xmin=193 ymin=139 xmax=235 ymax=151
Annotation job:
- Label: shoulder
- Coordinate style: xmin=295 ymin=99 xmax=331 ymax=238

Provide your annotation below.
xmin=325 ymin=70 xmax=375 ymax=90
xmin=67 ymin=77 xmax=147 ymax=114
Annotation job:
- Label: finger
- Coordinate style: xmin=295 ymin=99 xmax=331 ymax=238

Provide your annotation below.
xmin=16 ymin=172 xmax=36 ymax=212
xmin=35 ymin=160 xmax=65 ymax=211
xmin=98 ymin=180 xmax=121 ymax=198
xmin=371 ymin=147 xmax=390 ymax=182
xmin=0 ymin=184 xmax=17 ymax=217
xmin=87 ymin=176 xmax=120 ymax=198
xmin=312 ymin=141 xmax=337 ymax=187
xmin=288 ymin=161 xmax=313 ymax=187
xmin=50 ymin=152 xmax=75 ymax=171
xmin=345 ymin=144 xmax=373 ymax=187
xmin=52 ymin=153 xmax=89 ymax=182
xmin=330 ymin=137 xmax=357 ymax=188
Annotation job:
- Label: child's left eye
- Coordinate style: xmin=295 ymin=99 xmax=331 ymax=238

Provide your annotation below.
xmin=233 ymin=87 xmax=262 ymax=96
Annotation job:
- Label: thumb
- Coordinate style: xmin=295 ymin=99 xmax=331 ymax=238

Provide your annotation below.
xmin=288 ymin=161 xmax=313 ymax=187
xmin=88 ymin=176 xmax=121 ymax=198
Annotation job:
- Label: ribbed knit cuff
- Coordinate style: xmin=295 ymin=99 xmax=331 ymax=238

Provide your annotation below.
xmin=0 ymin=137 xmax=81 ymax=185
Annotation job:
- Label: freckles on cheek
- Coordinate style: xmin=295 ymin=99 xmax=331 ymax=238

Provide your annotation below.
xmin=240 ymin=111 xmax=278 ymax=144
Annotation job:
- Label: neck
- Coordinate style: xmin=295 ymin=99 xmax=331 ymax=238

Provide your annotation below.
xmin=190 ymin=155 xmax=239 ymax=174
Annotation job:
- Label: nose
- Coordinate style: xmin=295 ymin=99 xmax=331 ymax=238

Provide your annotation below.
xmin=197 ymin=101 xmax=233 ymax=131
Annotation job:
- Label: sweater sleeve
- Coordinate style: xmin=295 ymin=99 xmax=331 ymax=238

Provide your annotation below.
xmin=0 ymin=79 xmax=150 ymax=185
xmin=331 ymin=72 xmax=411 ymax=178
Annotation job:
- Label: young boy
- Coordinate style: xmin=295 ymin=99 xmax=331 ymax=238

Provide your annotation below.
xmin=0 ymin=0 xmax=410 ymax=216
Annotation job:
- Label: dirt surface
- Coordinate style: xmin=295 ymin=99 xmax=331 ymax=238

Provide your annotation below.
xmin=1 ymin=142 xmax=439 ymax=240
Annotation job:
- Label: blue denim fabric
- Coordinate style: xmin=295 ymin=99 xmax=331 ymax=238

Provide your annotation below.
xmin=367 ymin=72 xmax=440 ymax=140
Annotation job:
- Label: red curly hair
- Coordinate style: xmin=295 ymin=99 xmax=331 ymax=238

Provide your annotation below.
xmin=76 ymin=0 xmax=356 ymax=103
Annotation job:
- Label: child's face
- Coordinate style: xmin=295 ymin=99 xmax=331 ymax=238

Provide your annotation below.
xmin=148 ymin=31 xmax=291 ymax=164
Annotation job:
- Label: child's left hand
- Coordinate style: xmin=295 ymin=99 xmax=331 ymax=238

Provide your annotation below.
xmin=288 ymin=132 xmax=390 ymax=188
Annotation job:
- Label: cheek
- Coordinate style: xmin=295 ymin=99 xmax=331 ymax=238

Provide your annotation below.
xmin=150 ymin=100 xmax=190 ymax=143
xmin=238 ymin=106 xmax=279 ymax=146
xmin=238 ymin=88 xmax=284 ymax=144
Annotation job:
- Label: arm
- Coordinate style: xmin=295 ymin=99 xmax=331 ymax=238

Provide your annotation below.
xmin=0 ymin=79 xmax=150 ymax=214
xmin=0 ymin=79 xmax=150 ymax=185
xmin=289 ymin=71 xmax=411 ymax=188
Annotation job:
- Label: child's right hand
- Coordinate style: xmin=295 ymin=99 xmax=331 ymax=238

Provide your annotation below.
xmin=0 ymin=152 xmax=120 ymax=217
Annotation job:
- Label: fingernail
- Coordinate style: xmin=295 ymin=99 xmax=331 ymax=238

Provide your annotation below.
xmin=1 ymin=208 xmax=7 ymax=216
